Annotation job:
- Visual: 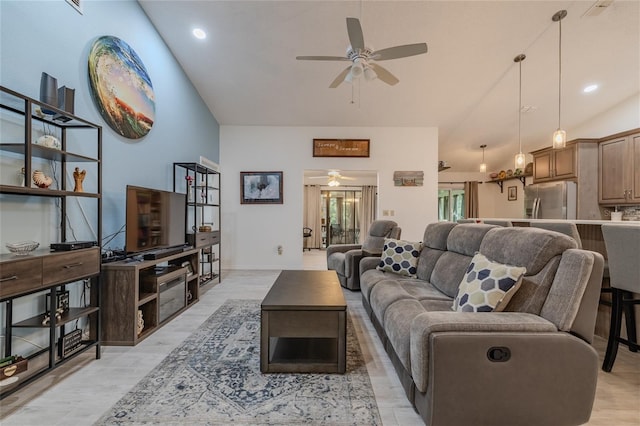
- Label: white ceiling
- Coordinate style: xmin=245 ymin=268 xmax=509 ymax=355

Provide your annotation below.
xmin=139 ymin=0 xmax=639 ymax=172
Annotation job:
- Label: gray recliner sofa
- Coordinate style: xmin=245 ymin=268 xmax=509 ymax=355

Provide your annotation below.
xmin=326 ymin=220 xmax=401 ymax=290
xmin=359 ymin=222 xmax=604 ymax=426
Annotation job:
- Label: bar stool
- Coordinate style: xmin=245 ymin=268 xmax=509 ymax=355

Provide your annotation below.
xmin=601 ymin=224 xmax=640 ymax=372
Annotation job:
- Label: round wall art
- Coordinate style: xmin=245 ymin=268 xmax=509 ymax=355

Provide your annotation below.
xmin=88 ymin=35 xmax=155 ymax=139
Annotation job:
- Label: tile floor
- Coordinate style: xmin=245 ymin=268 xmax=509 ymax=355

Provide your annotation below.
xmin=0 ymin=249 xmax=638 ymax=425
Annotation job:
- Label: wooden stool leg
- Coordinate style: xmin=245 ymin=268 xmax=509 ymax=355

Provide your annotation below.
xmin=622 ymin=291 xmax=637 ymax=352
xmin=602 ymin=288 xmax=624 ymax=372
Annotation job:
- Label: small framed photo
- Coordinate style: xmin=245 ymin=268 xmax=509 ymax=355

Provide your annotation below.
xmin=240 ymin=171 xmax=283 ymax=204
xmin=508 ymin=186 xmax=517 ymax=201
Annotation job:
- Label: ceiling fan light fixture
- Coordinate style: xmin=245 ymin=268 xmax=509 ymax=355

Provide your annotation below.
xmin=363 ymin=66 xmax=377 ymax=81
xmin=328 ymin=178 xmax=340 ymax=187
xmin=351 ymin=60 xmax=364 ymax=78
xmin=344 ymin=71 xmax=353 ymax=84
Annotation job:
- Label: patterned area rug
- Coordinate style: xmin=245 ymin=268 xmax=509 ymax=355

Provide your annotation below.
xmin=95 ymin=299 xmax=381 ymax=425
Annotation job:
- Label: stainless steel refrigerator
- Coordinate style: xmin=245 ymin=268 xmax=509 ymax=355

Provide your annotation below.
xmin=524 ymin=181 xmax=577 ymax=219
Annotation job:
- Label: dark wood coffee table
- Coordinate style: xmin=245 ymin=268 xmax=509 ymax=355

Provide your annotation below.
xmin=260 ymin=270 xmax=346 ymax=373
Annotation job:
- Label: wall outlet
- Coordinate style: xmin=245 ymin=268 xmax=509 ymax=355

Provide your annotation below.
xmin=383 ymin=210 xmax=389 ymax=216
xmin=277 ymin=245 xmax=283 ymax=255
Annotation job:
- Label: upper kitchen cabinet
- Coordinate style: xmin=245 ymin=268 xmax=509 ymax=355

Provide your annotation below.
xmin=532 ymin=144 xmax=577 ymax=183
xmin=599 ymin=129 xmax=640 ymax=205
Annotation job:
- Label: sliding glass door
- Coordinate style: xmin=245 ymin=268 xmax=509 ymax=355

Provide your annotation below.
xmin=322 ymin=190 xmax=361 ymax=246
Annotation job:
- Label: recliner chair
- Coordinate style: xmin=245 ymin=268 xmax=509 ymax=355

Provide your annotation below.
xmin=326 ymin=220 xmax=401 ymax=290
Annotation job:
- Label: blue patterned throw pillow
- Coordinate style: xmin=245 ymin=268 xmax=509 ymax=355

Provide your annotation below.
xmin=452 ymin=252 xmax=526 ymax=312
xmin=376 ymin=238 xmax=423 ymax=277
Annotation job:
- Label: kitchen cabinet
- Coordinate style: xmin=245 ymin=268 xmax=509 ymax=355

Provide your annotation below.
xmin=532 ymin=144 xmax=577 ymax=182
xmin=599 ymin=130 xmax=640 ymax=205
xmin=530 ymin=139 xmax=601 ymax=220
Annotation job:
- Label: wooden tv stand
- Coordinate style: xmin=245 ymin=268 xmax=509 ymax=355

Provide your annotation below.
xmin=100 ymin=248 xmax=200 ymax=346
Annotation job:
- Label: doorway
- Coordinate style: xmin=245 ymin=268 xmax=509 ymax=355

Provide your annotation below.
xmin=303 ymin=170 xmax=378 ymax=250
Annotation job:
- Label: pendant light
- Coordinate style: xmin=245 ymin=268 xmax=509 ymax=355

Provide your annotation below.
xmin=552 ymin=10 xmax=567 ymax=149
xmin=514 ymin=54 xmax=526 ymax=169
xmin=479 ymin=144 xmax=487 ymax=173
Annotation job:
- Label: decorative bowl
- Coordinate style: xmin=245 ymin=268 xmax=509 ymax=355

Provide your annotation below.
xmin=489 ymin=172 xmax=499 ymax=179
xmin=6 ymin=241 xmax=39 ymax=255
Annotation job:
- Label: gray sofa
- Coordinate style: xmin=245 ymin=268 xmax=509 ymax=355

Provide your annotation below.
xmin=359 ymin=222 xmax=604 ymax=426
xmin=326 ymin=220 xmax=401 ymax=290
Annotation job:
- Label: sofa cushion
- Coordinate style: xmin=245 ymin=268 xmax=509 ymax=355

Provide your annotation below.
xmin=429 ymin=224 xmax=496 ymax=297
xmin=369 ymin=278 xmax=451 ymax=326
xmin=415 ymin=222 xmax=457 ymax=281
xmin=479 ymin=227 xmax=577 ymax=275
xmin=377 ymin=238 xmax=423 ymax=277
xmin=452 ymin=252 xmax=526 ymax=312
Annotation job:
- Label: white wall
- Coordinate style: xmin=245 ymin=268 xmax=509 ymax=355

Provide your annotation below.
xmin=221 ymin=126 xmax=438 ymax=269
xmin=571 ymin=93 xmax=640 ymax=139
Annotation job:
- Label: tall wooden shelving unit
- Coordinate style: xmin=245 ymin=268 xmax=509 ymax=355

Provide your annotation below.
xmin=0 ymin=86 xmax=102 ymax=398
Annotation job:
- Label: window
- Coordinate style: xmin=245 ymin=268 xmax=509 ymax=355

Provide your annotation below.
xmin=438 ymin=187 xmax=465 ymax=222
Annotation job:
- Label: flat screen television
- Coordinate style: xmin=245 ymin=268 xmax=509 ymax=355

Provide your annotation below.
xmin=125 ymin=185 xmax=186 ymax=255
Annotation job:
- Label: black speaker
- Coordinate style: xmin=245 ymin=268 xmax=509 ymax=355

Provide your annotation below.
xmin=57 ymin=86 xmax=75 ymax=114
xmin=39 ymin=72 xmax=58 ymax=114
xmin=55 ymin=86 xmax=75 ymax=122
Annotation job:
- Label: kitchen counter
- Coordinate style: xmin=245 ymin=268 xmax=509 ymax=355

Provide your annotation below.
xmin=472 ymin=218 xmax=640 ymax=226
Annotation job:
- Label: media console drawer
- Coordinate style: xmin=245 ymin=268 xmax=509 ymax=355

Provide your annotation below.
xmin=0 ymin=257 xmax=43 ymax=300
xmin=188 ymin=231 xmax=220 ymax=248
xmin=43 ymin=248 xmax=100 ymax=286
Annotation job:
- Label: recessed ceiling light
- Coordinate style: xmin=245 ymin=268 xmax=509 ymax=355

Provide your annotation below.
xmin=192 ymin=28 xmax=206 ymax=40
xmin=583 ymin=84 xmax=598 ymax=93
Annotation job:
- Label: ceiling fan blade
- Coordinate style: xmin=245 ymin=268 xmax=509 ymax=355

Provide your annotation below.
xmin=346 ymin=17 xmax=365 ymax=51
xmin=372 ymin=43 xmax=428 ymax=61
xmin=329 ymin=66 xmax=352 ymax=88
xmin=369 ymin=63 xmax=399 ymax=86
xmin=296 ymin=55 xmax=350 ymax=61
xmin=308 ymin=176 xmax=329 ymax=179
xmin=339 ymin=176 xmax=356 ymax=180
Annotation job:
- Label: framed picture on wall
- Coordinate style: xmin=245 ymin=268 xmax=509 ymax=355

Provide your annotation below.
xmin=508 ymin=186 xmax=517 ymax=201
xmin=240 ymin=171 xmax=283 ymax=204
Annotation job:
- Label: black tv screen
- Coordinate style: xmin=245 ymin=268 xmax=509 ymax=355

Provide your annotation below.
xmin=125 ymin=185 xmax=186 ymax=254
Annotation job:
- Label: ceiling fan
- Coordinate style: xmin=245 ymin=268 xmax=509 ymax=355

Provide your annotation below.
xmin=296 ymin=17 xmax=428 ymax=88
xmin=308 ymin=170 xmax=356 ymax=186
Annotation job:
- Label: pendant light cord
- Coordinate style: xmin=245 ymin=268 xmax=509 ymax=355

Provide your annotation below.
xmin=518 ymin=58 xmax=522 ymax=153
xmin=558 ymin=16 xmax=562 ymax=130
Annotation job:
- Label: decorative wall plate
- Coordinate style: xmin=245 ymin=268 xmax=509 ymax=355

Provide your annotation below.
xmin=88 ymin=36 xmax=155 ymax=139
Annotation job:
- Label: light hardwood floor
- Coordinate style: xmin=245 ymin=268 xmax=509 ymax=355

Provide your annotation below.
xmin=1 ymin=250 xmax=638 ymax=425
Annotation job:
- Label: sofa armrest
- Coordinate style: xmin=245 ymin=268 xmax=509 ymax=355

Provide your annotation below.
xmin=415 ymin=331 xmax=598 ymax=426
xmin=410 ymin=311 xmax=557 ymax=392
xmin=360 ymin=256 xmax=381 ymax=274
xmin=326 ymin=244 xmax=362 ymax=257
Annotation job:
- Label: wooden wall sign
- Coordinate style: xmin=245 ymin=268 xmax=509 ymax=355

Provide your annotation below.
xmin=313 ymin=139 xmax=370 ymax=157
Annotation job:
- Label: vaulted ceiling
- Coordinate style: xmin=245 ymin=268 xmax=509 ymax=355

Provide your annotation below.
xmin=139 ymin=0 xmax=639 ymax=172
